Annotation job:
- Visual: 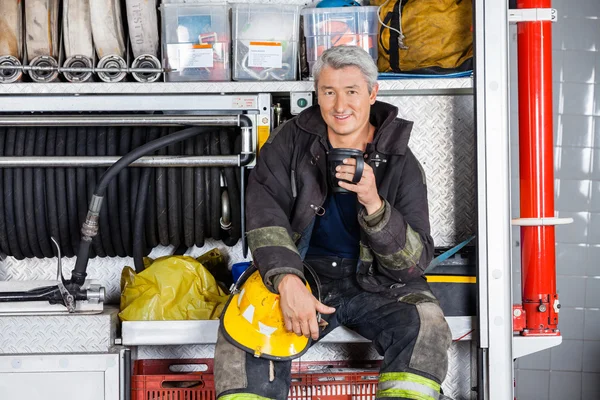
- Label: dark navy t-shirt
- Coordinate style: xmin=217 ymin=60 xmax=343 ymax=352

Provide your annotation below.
xmin=306 ymin=193 xmax=361 ymax=259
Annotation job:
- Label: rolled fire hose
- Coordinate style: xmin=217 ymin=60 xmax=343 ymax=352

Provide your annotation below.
xmin=25 ymin=0 xmax=60 ymax=83
xmin=0 ymin=1 xmax=23 ymax=83
xmin=90 ymin=0 xmax=127 ymax=82
xmin=126 ymin=0 xmax=161 ymax=83
xmin=63 ymin=0 xmax=94 ymax=83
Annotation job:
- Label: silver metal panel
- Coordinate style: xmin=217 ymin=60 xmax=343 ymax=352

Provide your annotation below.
xmin=476 ymin=0 xmax=513 ymax=398
xmin=122 ymin=317 xmax=474 ymax=346
xmin=0 ymin=352 xmax=121 ymax=400
xmin=0 ymin=307 xmax=118 ymax=354
xmin=0 ymin=240 xmax=251 ymax=305
xmin=0 ymin=79 xmax=472 ymax=96
xmin=381 ymin=95 xmax=476 ymax=246
xmin=134 ymin=341 xmax=473 ymax=399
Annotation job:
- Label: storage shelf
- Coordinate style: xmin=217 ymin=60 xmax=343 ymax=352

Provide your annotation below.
xmin=120 ymin=316 xmax=475 ymax=346
xmin=0 ymin=78 xmax=473 ymax=96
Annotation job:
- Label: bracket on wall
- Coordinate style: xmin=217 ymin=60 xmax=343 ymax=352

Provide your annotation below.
xmin=508 ymin=8 xmax=557 ymax=23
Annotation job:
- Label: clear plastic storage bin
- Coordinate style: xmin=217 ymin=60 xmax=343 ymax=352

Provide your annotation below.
xmin=232 ymin=4 xmax=300 ymax=81
xmin=161 ymin=3 xmax=230 ymax=82
xmin=301 ymin=6 xmax=379 ymax=76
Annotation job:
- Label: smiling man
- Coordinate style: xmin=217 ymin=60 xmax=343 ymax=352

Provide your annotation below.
xmin=215 ymin=46 xmax=452 ymax=400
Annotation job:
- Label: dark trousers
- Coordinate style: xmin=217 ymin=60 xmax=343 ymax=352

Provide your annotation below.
xmin=215 ymin=256 xmax=451 ymax=400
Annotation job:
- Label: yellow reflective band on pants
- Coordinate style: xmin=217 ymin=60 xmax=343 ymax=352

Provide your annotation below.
xmin=377 ymin=372 xmax=440 ymax=400
xmin=219 ymin=394 xmax=275 ymax=400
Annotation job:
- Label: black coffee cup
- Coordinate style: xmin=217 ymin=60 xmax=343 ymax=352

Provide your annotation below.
xmin=327 ymin=148 xmax=364 ymax=194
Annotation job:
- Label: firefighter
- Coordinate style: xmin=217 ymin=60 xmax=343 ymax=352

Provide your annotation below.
xmin=215 ymin=45 xmax=452 ymax=400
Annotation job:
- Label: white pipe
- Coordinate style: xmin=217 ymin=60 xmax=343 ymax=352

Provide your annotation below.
xmin=25 ymin=0 xmax=59 ymax=62
xmin=0 ymin=1 xmax=23 ymax=58
xmin=63 ymin=0 xmax=94 ymax=59
xmin=125 ymin=0 xmax=159 ymax=58
xmin=90 ymin=0 xmax=127 ymax=59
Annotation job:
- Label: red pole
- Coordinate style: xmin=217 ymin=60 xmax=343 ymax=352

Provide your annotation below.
xmin=516 ymin=0 xmax=559 ymax=335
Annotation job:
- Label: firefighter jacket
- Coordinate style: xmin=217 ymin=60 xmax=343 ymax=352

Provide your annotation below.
xmin=246 ymin=100 xmax=435 ymax=298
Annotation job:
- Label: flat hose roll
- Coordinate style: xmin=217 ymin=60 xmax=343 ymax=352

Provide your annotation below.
xmin=220 ymin=129 xmax=241 ymax=246
xmin=125 ymin=0 xmax=159 ymax=58
xmin=209 ymin=131 xmax=221 ymax=241
xmin=13 ymin=128 xmax=33 ymax=258
xmin=23 ymin=127 xmax=44 ymax=258
xmin=0 ymin=128 xmax=9 ymax=255
xmin=96 ymin=126 xmax=115 ymax=257
xmin=54 ymin=127 xmax=74 ymax=257
xmin=0 ymin=1 xmax=23 ymax=58
xmin=3 ymin=128 xmax=23 ymax=259
xmin=63 ymin=0 xmax=94 ymax=59
xmin=90 ymin=0 xmax=126 ymax=59
xmin=33 ymin=127 xmax=54 ymax=258
xmin=25 ymin=0 xmax=59 ymax=61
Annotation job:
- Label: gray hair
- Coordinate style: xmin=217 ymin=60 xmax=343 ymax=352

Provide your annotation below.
xmin=312 ymin=46 xmax=378 ymax=93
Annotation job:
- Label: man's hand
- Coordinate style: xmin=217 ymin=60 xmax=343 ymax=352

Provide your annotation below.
xmin=336 ymin=158 xmax=382 ymax=215
xmin=278 ymin=274 xmax=336 ymax=340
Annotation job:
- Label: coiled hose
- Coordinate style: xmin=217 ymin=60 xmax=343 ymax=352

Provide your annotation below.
xmin=0 ymin=126 xmax=242 ymax=273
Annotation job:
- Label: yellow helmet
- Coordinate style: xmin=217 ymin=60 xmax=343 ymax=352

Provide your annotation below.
xmin=221 ymin=266 xmax=312 ymax=360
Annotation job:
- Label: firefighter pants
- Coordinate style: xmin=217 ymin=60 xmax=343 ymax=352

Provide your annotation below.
xmin=215 ymin=256 xmax=452 ymax=400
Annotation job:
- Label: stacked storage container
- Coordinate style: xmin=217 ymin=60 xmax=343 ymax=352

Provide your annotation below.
xmin=161 ymin=3 xmax=230 ymax=81
xmin=232 ymin=4 xmax=300 ymax=81
xmin=301 ymin=6 xmax=379 ymax=76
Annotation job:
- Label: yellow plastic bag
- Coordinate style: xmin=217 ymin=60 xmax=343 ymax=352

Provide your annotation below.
xmin=119 ymin=255 xmax=229 ymax=321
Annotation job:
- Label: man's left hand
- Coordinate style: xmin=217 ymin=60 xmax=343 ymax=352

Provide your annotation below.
xmin=336 ymin=158 xmax=382 ymax=215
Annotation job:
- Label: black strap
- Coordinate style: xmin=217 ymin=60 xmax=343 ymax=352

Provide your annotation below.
xmin=389 ymin=0 xmax=402 ymax=72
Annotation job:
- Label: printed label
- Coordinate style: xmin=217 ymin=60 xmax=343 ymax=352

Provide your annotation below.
xmin=167 ymin=44 xmax=214 ymax=69
xmin=248 ymin=42 xmax=282 ymax=69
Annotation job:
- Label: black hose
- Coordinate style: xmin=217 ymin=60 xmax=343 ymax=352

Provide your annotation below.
xmin=130 ymin=127 xmax=144 ymax=214
xmin=76 ymin=127 xmax=93 ymax=258
xmin=14 ymin=127 xmax=33 ymax=258
xmin=3 ymin=127 xmax=23 ymax=259
xmin=33 ymin=127 xmax=54 ymax=258
xmin=156 ymin=128 xmax=169 ymax=246
xmin=144 ymin=127 xmax=160 ymax=249
xmin=55 ymin=127 xmax=74 ymax=257
xmin=118 ymin=127 xmax=133 ymax=255
xmin=183 ymin=137 xmax=195 ymax=248
xmin=133 ymin=168 xmax=152 ymax=273
xmin=106 ymin=127 xmax=126 ymax=257
xmin=45 ymin=128 xmax=61 ymax=257
xmin=86 ymin=127 xmax=106 ymax=257
xmin=96 ymin=127 xmax=115 ymax=257
xmin=24 ymin=127 xmax=43 ymax=258
xmin=66 ymin=127 xmax=81 ymax=254
xmin=220 ymin=129 xmax=241 ymax=246
xmin=167 ymin=135 xmax=182 ymax=247
xmin=73 ymin=126 xmax=210 ymax=283
xmin=203 ymin=135 xmax=212 ymax=239
xmin=0 ymin=128 xmax=9 ymax=255
xmin=194 ymin=134 xmax=205 ymax=248
xmin=210 ymin=131 xmax=221 ymax=241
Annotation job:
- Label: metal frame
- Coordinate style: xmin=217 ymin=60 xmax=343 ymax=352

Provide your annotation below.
xmin=476 ymin=0 xmax=514 ymax=398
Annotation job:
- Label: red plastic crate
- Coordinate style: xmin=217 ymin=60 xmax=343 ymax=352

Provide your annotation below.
xmin=132 ymin=359 xmax=380 ymax=400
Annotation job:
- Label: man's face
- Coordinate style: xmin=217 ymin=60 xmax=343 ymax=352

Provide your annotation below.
xmin=317 ymin=65 xmax=379 ymax=139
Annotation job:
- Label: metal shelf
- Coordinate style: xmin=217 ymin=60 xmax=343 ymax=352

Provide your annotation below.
xmin=120 ymin=316 xmax=475 ymax=346
xmin=0 ymin=78 xmax=473 ymax=96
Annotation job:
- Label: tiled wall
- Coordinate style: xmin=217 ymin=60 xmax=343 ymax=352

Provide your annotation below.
xmin=512 ymin=1 xmax=600 ymax=398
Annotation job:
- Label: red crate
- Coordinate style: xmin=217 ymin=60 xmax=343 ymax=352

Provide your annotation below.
xmin=132 ymin=359 xmax=380 ymax=400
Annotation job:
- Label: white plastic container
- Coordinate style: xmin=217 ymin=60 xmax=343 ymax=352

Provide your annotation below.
xmin=301 ymin=6 xmax=379 ymax=76
xmin=232 ymin=4 xmax=300 ymax=81
xmin=161 ymin=3 xmax=230 ymax=82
